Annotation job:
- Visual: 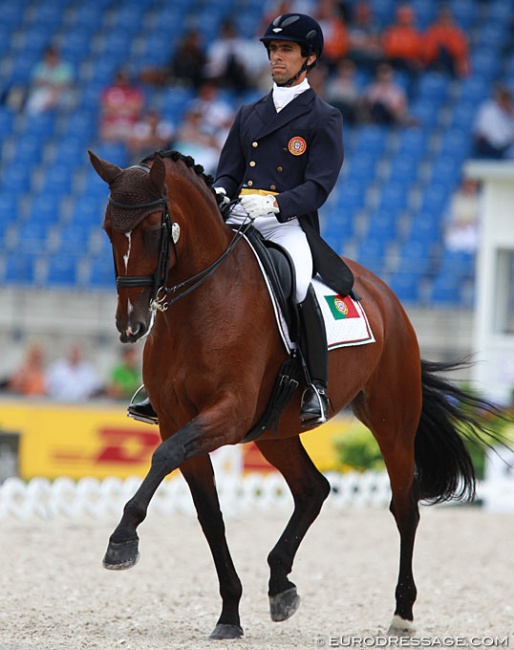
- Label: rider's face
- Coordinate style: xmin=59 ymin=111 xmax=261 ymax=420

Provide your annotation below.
xmin=268 ymin=40 xmax=315 ymax=86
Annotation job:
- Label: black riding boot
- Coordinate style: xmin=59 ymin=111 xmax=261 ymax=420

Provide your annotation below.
xmin=298 ymin=285 xmax=329 ymax=425
xmin=127 ymin=387 xmax=158 ymax=425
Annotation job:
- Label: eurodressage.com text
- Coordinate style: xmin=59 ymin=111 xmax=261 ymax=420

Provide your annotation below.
xmin=313 ymin=636 xmax=510 ymax=648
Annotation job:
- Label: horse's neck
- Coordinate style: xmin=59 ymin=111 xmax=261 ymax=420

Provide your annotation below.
xmin=170 ymin=175 xmax=232 ymax=275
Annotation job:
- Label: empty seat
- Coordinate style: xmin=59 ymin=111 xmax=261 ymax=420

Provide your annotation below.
xmin=429 ymin=273 xmax=463 ymax=306
xmin=26 ymin=193 xmax=63 ymax=224
xmin=353 ymin=125 xmax=389 ymax=158
xmin=367 ymin=207 xmax=399 ymax=241
xmin=15 ymin=221 xmax=53 ymax=254
xmin=3 ymin=253 xmax=39 ymax=285
xmin=388 ymin=272 xmax=420 ymax=303
xmin=45 ymin=254 xmax=79 ymax=287
xmin=88 ymin=255 xmax=115 ymax=289
xmin=355 ymin=236 xmax=388 ymax=275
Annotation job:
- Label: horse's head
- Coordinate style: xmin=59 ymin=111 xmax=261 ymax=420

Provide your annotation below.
xmin=89 ymin=151 xmax=177 ymax=343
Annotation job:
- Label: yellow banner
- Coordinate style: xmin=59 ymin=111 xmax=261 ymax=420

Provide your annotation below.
xmin=0 ymin=399 xmax=354 ymax=479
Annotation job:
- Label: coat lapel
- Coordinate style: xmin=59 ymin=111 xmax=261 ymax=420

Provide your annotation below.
xmin=253 ymin=89 xmax=315 ymax=140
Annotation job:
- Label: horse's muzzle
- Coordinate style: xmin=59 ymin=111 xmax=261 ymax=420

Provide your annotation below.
xmin=117 ymin=320 xmax=147 ymax=343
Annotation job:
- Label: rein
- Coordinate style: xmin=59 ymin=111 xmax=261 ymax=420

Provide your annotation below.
xmin=109 ymin=191 xmax=250 ymax=313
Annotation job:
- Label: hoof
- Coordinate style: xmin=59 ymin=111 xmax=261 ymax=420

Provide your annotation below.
xmin=209 ymin=624 xmax=244 ymax=640
xmin=388 ymin=615 xmax=415 ymax=637
xmin=269 ymin=587 xmax=300 ymax=622
xmin=103 ymin=539 xmax=140 ymax=570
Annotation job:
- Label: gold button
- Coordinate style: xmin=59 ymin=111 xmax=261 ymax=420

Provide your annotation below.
xmin=270 ymin=184 xmax=276 ymax=191
xmin=277 ymin=166 xmax=283 ymax=172
xmin=249 ymin=161 xmax=256 ymax=167
xmin=252 ymin=141 xmax=258 ymax=148
xmin=247 ymin=180 xmax=253 ymax=186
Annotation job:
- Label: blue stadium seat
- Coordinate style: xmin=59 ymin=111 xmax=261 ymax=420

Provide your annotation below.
xmin=451 ymin=0 xmax=479 ymax=30
xmin=26 ymin=193 xmax=63 ymax=225
xmin=388 ymin=152 xmax=421 ymax=185
xmin=70 ymin=196 xmax=106 ymax=226
xmin=0 ymin=192 xmax=19 ymax=225
xmin=396 ymin=128 xmax=430 ymax=159
xmin=1 ymin=163 xmax=34 ymax=194
xmin=0 ymin=107 xmax=15 ymax=137
xmin=429 ymin=273 xmax=463 ymax=306
xmin=353 ymin=125 xmax=389 ymax=158
xmin=396 ymin=239 xmax=432 ymax=274
xmin=39 ymin=164 xmax=76 ymax=197
xmin=438 ymin=249 xmax=475 ymax=279
xmin=367 ymin=207 xmax=399 ymax=241
xmin=417 ymin=72 xmax=450 ymax=103
xmin=376 ymin=180 xmax=410 ymax=215
xmin=15 ymin=221 xmax=53 ymax=254
xmin=408 ymin=211 xmax=442 ymax=245
xmin=355 ymin=236 xmax=388 ymax=276
xmin=389 ymin=272 xmax=420 ymax=303
xmin=45 ymin=255 xmax=80 ymax=287
xmin=3 ymin=253 xmax=39 ymax=285
xmin=88 ymin=255 xmax=115 ymax=289
xmin=57 ymin=223 xmax=93 ymax=253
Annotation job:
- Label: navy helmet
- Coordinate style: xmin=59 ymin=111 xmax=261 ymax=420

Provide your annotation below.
xmin=260 ymin=13 xmax=324 ymax=58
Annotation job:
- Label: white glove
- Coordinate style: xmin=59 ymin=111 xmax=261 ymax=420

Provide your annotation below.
xmin=214 ymin=186 xmax=230 ymax=208
xmin=239 ymin=194 xmax=279 ymax=219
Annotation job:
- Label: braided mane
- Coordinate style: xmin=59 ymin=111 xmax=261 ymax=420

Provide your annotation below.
xmin=141 ymin=150 xmax=215 ymax=188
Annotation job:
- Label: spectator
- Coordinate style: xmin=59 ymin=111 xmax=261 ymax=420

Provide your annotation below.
xmin=105 ymin=347 xmax=142 ymax=400
xmin=324 ymin=59 xmax=363 ymax=125
xmin=382 ymin=5 xmax=424 ymax=77
xmin=473 ymin=84 xmax=514 ymax=160
xmin=138 ymin=29 xmax=207 ymax=90
xmin=423 ymin=7 xmax=470 ymax=78
xmin=203 ymin=19 xmax=259 ymax=93
xmin=314 ymin=0 xmax=350 ymax=71
xmin=186 ymin=80 xmax=235 ymax=150
xmin=46 ymin=345 xmax=100 ymax=401
xmin=99 ymin=69 xmax=145 ymax=144
xmin=127 ymin=108 xmax=175 ymax=163
xmin=361 ymin=63 xmax=411 ymax=126
xmin=443 ymin=178 xmax=480 ymax=253
xmin=347 ymin=0 xmax=383 ymax=73
xmin=24 ymin=46 xmax=75 ymax=115
xmin=7 ymin=343 xmax=46 ymax=397
xmin=173 ymin=106 xmax=221 ymax=175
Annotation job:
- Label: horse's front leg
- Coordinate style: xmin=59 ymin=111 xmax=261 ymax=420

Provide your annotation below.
xmin=256 ymin=437 xmax=331 ymax=622
xmin=103 ymin=413 xmax=234 ymax=571
xmin=180 ymin=455 xmax=243 ymax=640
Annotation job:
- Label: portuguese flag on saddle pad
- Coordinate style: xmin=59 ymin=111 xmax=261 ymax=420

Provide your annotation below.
xmin=324 ymin=295 xmax=360 ymax=320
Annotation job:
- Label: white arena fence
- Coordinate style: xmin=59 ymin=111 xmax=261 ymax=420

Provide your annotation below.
xmin=1 ymin=447 xmax=513 ymax=521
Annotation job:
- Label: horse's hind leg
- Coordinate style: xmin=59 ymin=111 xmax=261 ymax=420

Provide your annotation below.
xmin=180 ymin=455 xmax=243 ymax=640
xmin=255 ymin=436 xmax=330 ymax=622
xmin=354 ymin=379 xmax=421 ymax=635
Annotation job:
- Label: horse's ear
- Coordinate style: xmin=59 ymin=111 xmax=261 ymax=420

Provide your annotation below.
xmin=149 ymin=155 xmax=166 ymax=194
xmin=88 ymin=150 xmax=123 ymax=185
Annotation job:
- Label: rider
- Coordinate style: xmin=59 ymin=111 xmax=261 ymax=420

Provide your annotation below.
xmin=129 ymin=12 xmax=350 ymax=427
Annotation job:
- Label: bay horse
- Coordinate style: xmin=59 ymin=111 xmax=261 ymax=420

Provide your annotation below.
xmin=89 ymin=149 xmax=503 ymax=641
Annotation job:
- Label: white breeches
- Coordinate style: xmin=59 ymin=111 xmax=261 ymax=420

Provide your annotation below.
xmin=227 ymin=204 xmax=312 ymax=303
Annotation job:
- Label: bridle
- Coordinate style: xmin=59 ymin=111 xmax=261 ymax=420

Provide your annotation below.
xmin=108 ymin=183 xmax=250 ymax=313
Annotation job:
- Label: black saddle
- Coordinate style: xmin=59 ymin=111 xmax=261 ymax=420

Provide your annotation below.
xmin=243 ymin=226 xmax=298 ymax=340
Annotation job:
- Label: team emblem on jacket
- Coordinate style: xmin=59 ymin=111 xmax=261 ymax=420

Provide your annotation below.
xmin=288 ymin=136 xmax=307 ymax=156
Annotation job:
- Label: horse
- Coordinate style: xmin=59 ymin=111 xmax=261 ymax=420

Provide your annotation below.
xmin=88 ymin=148 xmax=504 ymax=641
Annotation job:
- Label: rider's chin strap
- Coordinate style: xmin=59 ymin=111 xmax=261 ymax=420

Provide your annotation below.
xmin=275 ymin=58 xmax=315 ymax=87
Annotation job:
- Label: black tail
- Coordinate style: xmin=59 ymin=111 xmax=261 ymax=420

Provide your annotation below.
xmin=415 ymin=359 xmax=509 ymax=504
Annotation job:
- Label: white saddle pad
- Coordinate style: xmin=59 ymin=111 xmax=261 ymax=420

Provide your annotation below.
xmin=245 ymin=235 xmax=375 ymax=352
